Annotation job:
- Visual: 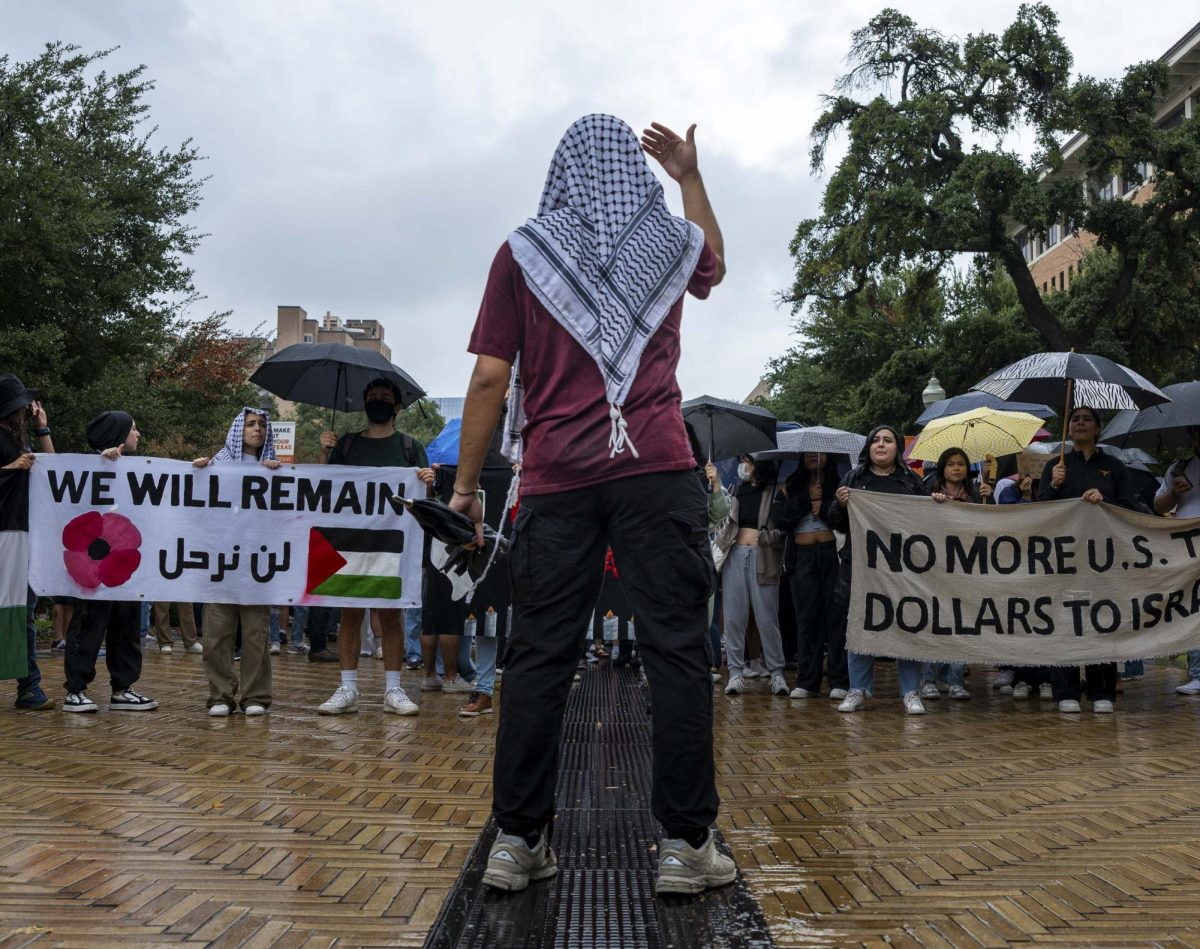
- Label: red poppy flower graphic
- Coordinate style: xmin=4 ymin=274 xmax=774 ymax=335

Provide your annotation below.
xmin=62 ymin=511 xmax=143 ymax=589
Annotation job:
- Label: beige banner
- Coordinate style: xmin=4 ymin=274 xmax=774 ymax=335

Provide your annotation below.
xmin=846 ymin=489 xmax=1200 ymax=664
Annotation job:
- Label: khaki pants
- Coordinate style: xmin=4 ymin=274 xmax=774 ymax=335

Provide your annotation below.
xmin=202 ymin=604 xmax=271 ymax=709
xmin=152 ymin=602 xmax=199 ymax=647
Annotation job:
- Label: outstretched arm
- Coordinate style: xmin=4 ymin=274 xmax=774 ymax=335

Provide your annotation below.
xmin=641 ymin=122 xmax=725 ymax=285
xmin=449 ymin=354 xmax=512 ymax=544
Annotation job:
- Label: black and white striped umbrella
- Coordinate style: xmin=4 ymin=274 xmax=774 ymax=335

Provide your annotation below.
xmin=972 ymin=352 xmax=1169 ymax=412
xmin=754 ymin=425 xmax=865 ymax=461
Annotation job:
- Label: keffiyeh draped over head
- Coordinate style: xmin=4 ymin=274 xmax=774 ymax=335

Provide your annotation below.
xmin=507 ymin=113 xmax=705 ymax=459
xmin=214 ymin=407 xmax=277 ymax=463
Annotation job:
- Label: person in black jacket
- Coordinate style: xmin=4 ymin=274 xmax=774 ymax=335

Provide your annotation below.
xmin=827 ymin=425 xmax=930 ymax=715
xmin=1038 ymin=406 xmax=1137 ymax=715
xmin=777 ymin=453 xmax=847 ymax=700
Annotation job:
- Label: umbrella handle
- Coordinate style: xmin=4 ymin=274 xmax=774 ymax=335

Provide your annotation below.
xmin=1060 ymin=375 xmax=1074 ymax=466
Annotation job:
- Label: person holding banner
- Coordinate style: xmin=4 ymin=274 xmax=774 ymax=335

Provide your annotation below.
xmin=63 ymin=411 xmax=157 ymax=713
xmin=192 ymin=407 xmax=281 ymax=716
xmin=1038 ymin=406 xmax=1138 ymax=714
xmin=828 ymin=425 xmax=929 ymax=715
xmin=317 ymin=378 xmax=433 ymax=717
xmin=1155 ymin=428 xmax=1200 ymax=696
xmin=0 ymin=374 xmax=55 ymax=710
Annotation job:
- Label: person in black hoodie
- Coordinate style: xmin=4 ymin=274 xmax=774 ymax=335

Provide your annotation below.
xmin=63 ymin=411 xmax=158 ymax=713
xmin=777 ymin=453 xmax=847 ymax=700
xmin=826 ymin=425 xmax=930 ymax=715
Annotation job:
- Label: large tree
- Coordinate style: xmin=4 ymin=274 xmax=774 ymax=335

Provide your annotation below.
xmin=0 ymin=43 xmax=259 ymax=453
xmin=789 ymin=5 xmax=1200 ymax=366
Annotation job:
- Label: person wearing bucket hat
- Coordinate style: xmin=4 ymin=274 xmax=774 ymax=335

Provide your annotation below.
xmin=0 ymin=373 xmax=56 ymax=710
xmin=62 ymin=409 xmax=156 ymax=714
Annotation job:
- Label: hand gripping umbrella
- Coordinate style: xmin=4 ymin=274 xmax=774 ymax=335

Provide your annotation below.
xmin=388 ymin=496 xmax=508 ymax=602
xmin=250 ymin=343 xmax=425 ymax=428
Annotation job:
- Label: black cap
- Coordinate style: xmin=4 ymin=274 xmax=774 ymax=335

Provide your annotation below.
xmin=0 ymin=373 xmax=39 ymax=419
xmin=86 ymin=411 xmax=134 ymax=451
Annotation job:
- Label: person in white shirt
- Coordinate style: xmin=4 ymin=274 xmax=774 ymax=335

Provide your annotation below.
xmin=1153 ymin=427 xmax=1200 ymax=695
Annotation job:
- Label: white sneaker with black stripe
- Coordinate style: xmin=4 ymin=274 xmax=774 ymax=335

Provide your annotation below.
xmin=110 ymin=689 xmax=158 ymax=711
xmin=63 ymin=691 xmax=98 ymax=713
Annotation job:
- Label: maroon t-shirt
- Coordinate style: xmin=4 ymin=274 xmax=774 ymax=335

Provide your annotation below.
xmin=468 ymin=240 xmax=717 ymax=495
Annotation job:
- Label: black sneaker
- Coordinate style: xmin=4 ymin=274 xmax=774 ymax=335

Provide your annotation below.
xmin=110 ymin=689 xmax=158 ymax=711
xmin=63 ymin=691 xmax=98 ymax=713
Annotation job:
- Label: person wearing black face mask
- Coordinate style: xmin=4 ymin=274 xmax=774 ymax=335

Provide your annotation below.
xmin=315 ymin=379 xmax=435 ymax=717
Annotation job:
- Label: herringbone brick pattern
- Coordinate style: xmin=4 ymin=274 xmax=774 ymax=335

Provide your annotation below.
xmin=3 ymin=645 xmax=1200 ymax=947
xmin=718 ymin=662 xmax=1200 ymax=947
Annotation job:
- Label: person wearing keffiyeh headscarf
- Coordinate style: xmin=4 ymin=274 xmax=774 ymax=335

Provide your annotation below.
xmin=191 ymin=408 xmax=281 ymax=718
xmin=449 ymin=115 xmax=734 ymax=897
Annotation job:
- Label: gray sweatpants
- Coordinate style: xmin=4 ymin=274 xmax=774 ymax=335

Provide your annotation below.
xmin=721 ymin=545 xmax=785 ymax=678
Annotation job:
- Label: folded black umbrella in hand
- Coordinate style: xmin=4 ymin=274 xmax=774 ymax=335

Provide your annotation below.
xmin=389 ymin=496 xmax=508 ymax=600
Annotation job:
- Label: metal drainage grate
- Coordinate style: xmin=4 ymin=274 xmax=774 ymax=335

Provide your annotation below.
xmin=425 ymin=663 xmax=776 ymax=949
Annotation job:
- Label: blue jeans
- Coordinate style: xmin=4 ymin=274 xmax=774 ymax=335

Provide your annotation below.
xmin=435 ymin=634 xmax=477 ymax=680
xmin=287 ymin=606 xmax=306 ymax=647
xmin=269 ymin=606 xmax=282 ymax=643
xmin=1188 ymin=650 xmax=1200 ymax=682
xmin=922 ymin=661 xmax=965 ymax=687
xmin=139 ymin=601 xmax=151 ymax=638
xmin=474 ymin=634 xmax=498 ymax=696
xmin=18 ymin=588 xmax=42 ymax=697
xmin=848 ymin=651 xmax=921 ymax=696
xmin=404 ymin=607 xmax=422 ymax=664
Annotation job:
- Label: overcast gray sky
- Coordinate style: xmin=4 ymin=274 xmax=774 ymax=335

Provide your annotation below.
xmin=5 ymin=1 xmax=1196 ymax=403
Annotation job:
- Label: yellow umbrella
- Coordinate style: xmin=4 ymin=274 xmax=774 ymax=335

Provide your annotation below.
xmin=909 ymin=407 xmax=1045 ymax=463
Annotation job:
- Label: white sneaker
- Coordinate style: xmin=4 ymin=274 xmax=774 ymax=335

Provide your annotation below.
xmin=1176 ymin=679 xmax=1200 ymax=695
xmin=1039 ymin=683 xmax=1054 ymax=700
xmin=769 ymin=674 xmax=789 ymax=696
xmin=991 ymin=669 xmax=1014 ymax=690
xmin=829 ymin=688 xmax=848 ymax=701
xmin=744 ymin=659 xmax=767 ymax=679
xmin=655 ymin=831 xmax=737 ymax=896
xmin=159 ymin=644 xmax=172 ymax=655
xmin=837 ymin=689 xmax=866 ymax=712
xmin=318 ymin=686 xmax=359 ymax=715
xmin=443 ymin=676 xmax=475 ymax=694
xmin=1012 ymin=682 xmax=1031 ymax=699
xmin=110 ymin=689 xmax=158 ymax=711
xmin=187 ymin=642 xmax=204 ymax=654
xmin=1058 ymin=699 xmax=1081 ymax=713
xmin=63 ymin=691 xmax=98 ymax=713
xmin=1093 ymin=699 xmax=1114 ymax=714
xmin=724 ymin=675 xmax=746 ymax=695
xmin=384 ymin=687 xmax=419 ymax=716
xmin=919 ymin=682 xmax=940 ymax=700
xmin=903 ymin=691 xmax=926 ymax=715
xmin=244 ymin=703 xmax=267 ymax=716
xmin=421 ymin=676 xmax=443 ymax=692
xmin=789 ymin=687 xmax=817 ymax=698
xmin=208 ymin=703 xmax=231 ymax=717
xmin=948 ymin=685 xmax=970 ymax=701
xmin=710 ymin=670 xmax=721 ymax=683
xmin=372 ymin=645 xmax=383 ymax=660
xmin=269 ymin=643 xmax=280 ymax=655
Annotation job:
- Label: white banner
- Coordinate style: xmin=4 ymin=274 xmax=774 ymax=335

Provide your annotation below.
xmin=29 ymin=454 xmax=424 ymax=608
xmin=846 ymin=489 xmax=1200 ymax=664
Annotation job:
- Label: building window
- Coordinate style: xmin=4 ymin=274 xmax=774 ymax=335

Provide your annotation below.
xmin=1159 ymin=104 xmax=1185 ymax=130
xmin=1060 ymin=270 xmax=1066 ymax=289
xmin=1097 ymin=177 xmax=1116 ymax=201
xmin=303 ymin=334 xmax=313 ymax=343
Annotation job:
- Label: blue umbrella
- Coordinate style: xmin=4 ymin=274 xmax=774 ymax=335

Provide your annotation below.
xmin=425 ymin=418 xmax=462 ymax=465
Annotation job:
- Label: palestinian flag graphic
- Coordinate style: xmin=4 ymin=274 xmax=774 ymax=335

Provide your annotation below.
xmin=0 ymin=472 xmax=29 ymax=680
xmin=306 ymin=526 xmax=405 ymax=599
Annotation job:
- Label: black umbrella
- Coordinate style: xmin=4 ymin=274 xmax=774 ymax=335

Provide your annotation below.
xmin=250 ymin=343 xmax=425 ymax=424
xmin=915 ymin=391 xmax=1055 ymax=428
xmin=1100 ymin=381 xmax=1200 ymax=451
xmin=681 ymin=396 xmax=776 ymax=461
xmin=971 ymin=352 xmax=1169 ymax=412
xmin=389 ymin=496 xmax=507 ymax=601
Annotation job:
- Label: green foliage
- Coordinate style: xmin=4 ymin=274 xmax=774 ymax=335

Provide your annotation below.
xmin=0 ymin=43 xmax=256 ymax=458
xmin=791 ymin=5 xmax=1200 ymax=359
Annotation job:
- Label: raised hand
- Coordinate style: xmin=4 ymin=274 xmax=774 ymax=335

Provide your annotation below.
xmin=30 ymin=400 xmax=47 ymax=429
xmin=641 ymin=122 xmax=699 ymax=182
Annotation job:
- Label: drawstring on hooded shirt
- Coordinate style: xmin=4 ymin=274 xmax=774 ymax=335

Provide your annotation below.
xmin=608 ymin=403 xmax=639 ymax=459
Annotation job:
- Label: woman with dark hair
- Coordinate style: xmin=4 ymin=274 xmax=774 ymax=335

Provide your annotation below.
xmin=921 ymin=446 xmax=992 ymax=702
xmin=778 ymin=453 xmax=847 ymax=700
xmin=714 ymin=454 xmax=787 ymax=697
xmin=827 ymin=425 xmax=930 ymax=715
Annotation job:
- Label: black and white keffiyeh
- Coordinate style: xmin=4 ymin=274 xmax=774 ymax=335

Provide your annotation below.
xmin=506 ymin=113 xmax=704 ymax=460
xmin=213 ymin=407 xmax=278 ymax=464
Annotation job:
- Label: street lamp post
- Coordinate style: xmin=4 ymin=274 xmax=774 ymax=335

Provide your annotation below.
xmin=922 ymin=375 xmax=946 ymax=409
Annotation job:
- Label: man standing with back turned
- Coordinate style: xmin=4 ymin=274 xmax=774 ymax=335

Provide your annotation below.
xmin=449 ymin=114 xmax=732 ymax=895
